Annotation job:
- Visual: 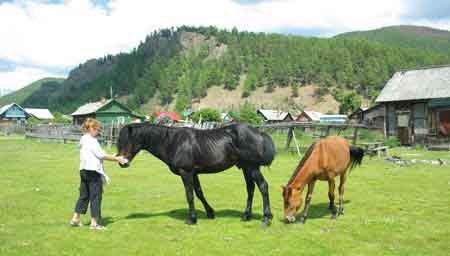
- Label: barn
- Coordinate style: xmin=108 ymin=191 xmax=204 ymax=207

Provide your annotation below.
xmin=376 ymin=65 xmax=450 ymax=146
xmin=0 ymin=103 xmax=30 ymax=125
xmin=349 ymin=105 xmax=385 ymax=129
xmin=71 ymin=98 xmax=144 ymax=126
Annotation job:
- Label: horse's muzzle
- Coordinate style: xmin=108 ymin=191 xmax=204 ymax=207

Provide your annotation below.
xmin=285 ymin=215 xmax=296 ymax=224
xmin=119 ymin=162 xmax=130 ymax=168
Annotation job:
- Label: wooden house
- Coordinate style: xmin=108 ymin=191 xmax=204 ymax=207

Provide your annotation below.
xmin=71 ymin=98 xmax=143 ymax=126
xmin=349 ymin=105 xmax=385 ymax=129
xmin=376 ymin=65 xmax=450 ymax=145
xmin=257 ymin=109 xmax=293 ymax=123
xmin=0 ymin=103 xmax=30 ymax=125
xmin=296 ymin=110 xmax=323 ymax=122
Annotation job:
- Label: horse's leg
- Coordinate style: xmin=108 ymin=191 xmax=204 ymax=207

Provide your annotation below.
xmin=192 ymin=174 xmax=215 ymax=219
xmin=250 ymin=167 xmax=272 ymax=226
xmin=338 ymin=175 xmax=346 ymax=216
xmin=241 ymin=169 xmax=255 ymax=221
xmin=328 ymin=178 xmax=337 ymax=219
xmin=299 ymin=180 xmax=316 ymax=224
xmin=180 ymin=170 xmax=197 ymax=225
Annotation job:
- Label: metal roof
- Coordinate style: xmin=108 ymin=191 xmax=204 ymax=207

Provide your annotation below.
xmin=257 ymin=109 xmax=292 ymax=121
xmin=0 ymin=103 xmax=29 ymax=117
xmin=0 ymin=103 xmax=14 ymax=116
xmin=302 ymin=110 xmax=324 ymax=121
xmin=376 ymin=65 xmax=450 ymax=102
xmin=154 ymin=111 xmax=181 ymax=121
xmin=71 ymin=99 xmax=113 ymax=116
xmin=25 ymin=108 xmax=54 ymax=120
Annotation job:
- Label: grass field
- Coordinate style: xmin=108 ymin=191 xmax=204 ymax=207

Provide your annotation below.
xmin=0 ymin=136 xmax=449 ymax=255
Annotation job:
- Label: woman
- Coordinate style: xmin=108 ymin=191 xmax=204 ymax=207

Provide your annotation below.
xmin=70 ymin=118 xmax=127 ymax=230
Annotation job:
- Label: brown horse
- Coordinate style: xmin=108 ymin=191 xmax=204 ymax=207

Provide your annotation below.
xmin=282 ymin=136 xmax=364 ymax=223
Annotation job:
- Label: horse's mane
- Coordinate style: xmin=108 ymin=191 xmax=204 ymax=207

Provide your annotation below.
xmin=287 ymin=142 xmax=316 ymax=185
xmin=119 ymin=122 xmax=239 ymax=149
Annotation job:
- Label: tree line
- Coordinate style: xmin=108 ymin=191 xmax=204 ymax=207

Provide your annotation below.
xmin=26 ymin=26 xmax=450 ymax=114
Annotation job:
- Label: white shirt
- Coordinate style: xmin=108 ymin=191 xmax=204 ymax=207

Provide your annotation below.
xmin=79 ymin=134 xmax=110 ymax=184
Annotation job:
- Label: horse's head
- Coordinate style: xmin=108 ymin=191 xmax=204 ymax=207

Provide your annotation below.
xmin=282 ymin=185 xmax=302 ymax=223
xmin=116 ymin=124 xmax=142 ymax=168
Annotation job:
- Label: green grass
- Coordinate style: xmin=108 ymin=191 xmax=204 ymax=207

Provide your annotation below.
xmin=0 ymin=137 xmax=449 ymax=255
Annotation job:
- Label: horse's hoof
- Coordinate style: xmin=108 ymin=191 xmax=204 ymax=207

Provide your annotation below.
xmin=185 ymin=218 xmax=197 ymax=225
xmin=338 ymin=211 xmax=344 ymax=216
xmin=331 ymin=214 xmax=337 ymax=220
xmin=262 ymin=218 xmax=271 ymax=227
xmin=241 ymin=212 xmax=252 ymax=222
xmin=298 ymin=217 xmax=306 ymax=224
xmin=206 ymin=211 xmax=215 ymax=219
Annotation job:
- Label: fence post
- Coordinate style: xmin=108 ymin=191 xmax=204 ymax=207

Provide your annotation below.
xmin=325 ymin=126 xmax=331 ymax=137
xmin=291 ymin=129 xmax=301 ymax=157
xmin=352 ymin=127 xmax=359 ymax=145
xmin=285 ymin=127 xmax=293 ymax=150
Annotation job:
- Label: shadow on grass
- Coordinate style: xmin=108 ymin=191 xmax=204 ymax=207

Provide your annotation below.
xmin=120 ymin=209 xmax=263 ymax=222
xmin=101 ymin=216 xmax=115 ymax=227
xmin=277 ymin=200 xmax=351 ymax=223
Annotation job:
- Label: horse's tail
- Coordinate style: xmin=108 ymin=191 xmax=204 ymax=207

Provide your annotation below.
xmin=261 ymin=133 xmax=276 ymax=166
xmin=349 ymin=145 xmax=364 ymax=172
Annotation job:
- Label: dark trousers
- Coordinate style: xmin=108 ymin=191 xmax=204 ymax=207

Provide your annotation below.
xmin=74 ymin=170 xmax=103 ymax=219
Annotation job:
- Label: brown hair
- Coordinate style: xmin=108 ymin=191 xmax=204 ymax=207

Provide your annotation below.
xmin=82 ymin=118 xmax=102 ymax=132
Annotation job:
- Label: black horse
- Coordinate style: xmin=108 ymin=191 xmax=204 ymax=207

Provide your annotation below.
xmin=116 ymin=122 xmax=275 ymax=225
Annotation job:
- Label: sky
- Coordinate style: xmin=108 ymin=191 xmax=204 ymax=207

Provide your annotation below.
xmin=0 ymin=0 xmax=449 ymax=91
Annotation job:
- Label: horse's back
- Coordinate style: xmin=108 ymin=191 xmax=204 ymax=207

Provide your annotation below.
xmin=317 ymin=136 xmax=351 ymax=174
xmin=226 ymin=123 xmax=276 ymax=168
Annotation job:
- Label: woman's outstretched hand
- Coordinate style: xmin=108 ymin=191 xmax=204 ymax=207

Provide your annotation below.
xmin=116 ymin=156 xmax=129 ymax=165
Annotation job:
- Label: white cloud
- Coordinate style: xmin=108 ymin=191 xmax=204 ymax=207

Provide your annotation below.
xmin=0 ymin=0 xmax=449 ymax=91
xmin=0 ymin=66 xmax=63 ymax=91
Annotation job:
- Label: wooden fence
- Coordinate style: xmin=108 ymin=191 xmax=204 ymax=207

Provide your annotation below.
xmin=4 ymin=121 xmax=379 ymax=154
xmin=256 ymin=122 xmax=376 ymax=154
xmin=0 ymin=123 xmax=26 ymax=135
xmin=21 ymin=121 xmax=222 ymax=145
xmin=24 ymin=124 xmax=122 ymax=146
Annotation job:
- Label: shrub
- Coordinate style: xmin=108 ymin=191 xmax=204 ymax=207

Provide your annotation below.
xmin=384 ymin=137 xmax=400 ymax=148
xmin=233 ymin=102 xmax=262 ymax=125
xmin=192 ymin=108 xmax=221 ymax=123
xmin=359 ymin=129 xmax=384 ymax=142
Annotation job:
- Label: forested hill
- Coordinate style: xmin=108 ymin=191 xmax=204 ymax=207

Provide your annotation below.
xmin=0 ymin=78 xmax=64 ymax=107
xmin=335 ymin=25 xmax=450 ymax=55
xmin=6 ymin=25 xmax=450 ymax=114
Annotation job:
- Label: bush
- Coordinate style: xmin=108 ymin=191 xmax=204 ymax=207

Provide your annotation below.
xmin=384 ymin=137 xmax=400 ymax=148
xmin=233 ymin=102 xmax=262 ymax=125
xmin=192 ymin=108 xmax=221 ymax=123
xmin=358 ymin=129 xmax=384 ymax=142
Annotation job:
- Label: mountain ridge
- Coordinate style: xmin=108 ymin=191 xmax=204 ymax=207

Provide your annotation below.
xmin=335 ymin=25 xmax=450 ymax=54
xmin=2 ymin=25 xmax=450 ymax=115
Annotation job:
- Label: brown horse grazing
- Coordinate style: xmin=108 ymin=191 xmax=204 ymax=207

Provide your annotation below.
xmin=282 ymin=136 xmax=364 ymax=224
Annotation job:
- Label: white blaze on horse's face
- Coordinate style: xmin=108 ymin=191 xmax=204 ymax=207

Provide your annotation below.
xmin=286 ymin=215 xmax=296 ymax=223
xmin=282 ymin=186 xmax=302 ymax=223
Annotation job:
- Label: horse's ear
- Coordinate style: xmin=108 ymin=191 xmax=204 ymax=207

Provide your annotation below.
xmin=287 ymin=186 xmax=292 ymax=196
xmin=281 ymin=185 xmax=285 ymax=191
